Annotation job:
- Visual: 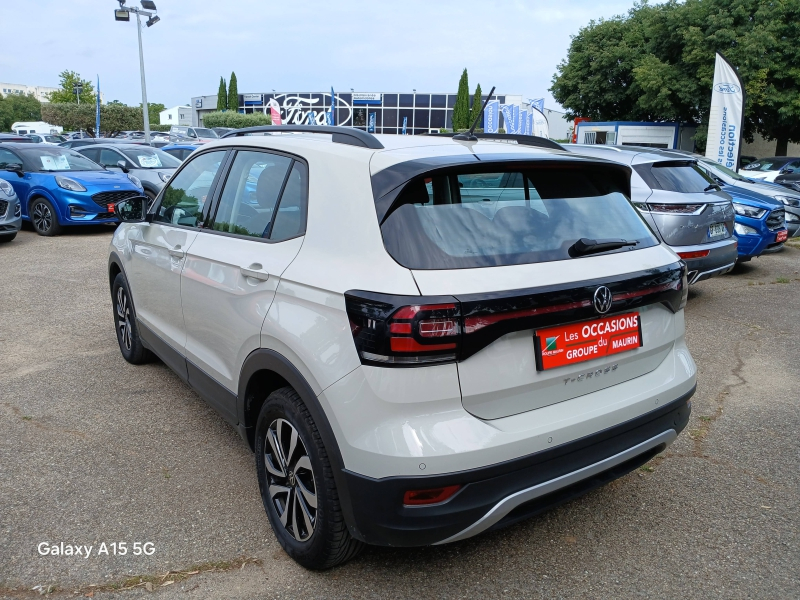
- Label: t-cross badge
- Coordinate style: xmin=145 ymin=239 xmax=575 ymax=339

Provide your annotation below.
xmin=108 ymin=127 xmax=696 ymax=569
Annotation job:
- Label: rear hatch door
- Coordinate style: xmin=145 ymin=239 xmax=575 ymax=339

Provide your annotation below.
xmin=632 ymin=161 xmax=734 ymax=246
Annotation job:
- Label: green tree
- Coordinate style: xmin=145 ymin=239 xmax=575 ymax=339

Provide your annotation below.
xmin=228 ymin=72 xmax=239 ymax=113
xmin=452 ymin=69 xmax=470 ymax=130
xmin=550 ymin=0 xmax=800 ymax=155
xmin=0 ymin=93 xmax=42 ymax=130
xmin=217 ymin=77 xmax=227 ymax=111
xmin=469 ymin=83 xmax=483 ymax=128
xmin=146 ymin=102 xmax=165 ymax=125
xmin=42 ymin=103 xmax=144 ymax=137
xmin=47 ymin=70 xmax=96 ymax=105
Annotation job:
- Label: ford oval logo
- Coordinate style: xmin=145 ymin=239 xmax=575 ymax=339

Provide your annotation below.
xmin=714 ymin=82 xmax=740 ymax=94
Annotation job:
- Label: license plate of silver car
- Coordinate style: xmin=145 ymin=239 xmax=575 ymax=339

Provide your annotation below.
xmin=707 ymin=223 xmax=727 ymax=238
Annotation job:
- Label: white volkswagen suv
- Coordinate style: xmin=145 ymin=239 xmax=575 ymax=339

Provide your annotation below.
xmin=108 ymin=126 xmax=696 ymax=569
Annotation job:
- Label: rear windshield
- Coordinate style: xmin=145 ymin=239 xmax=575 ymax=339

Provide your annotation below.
xmin=633 ymin=161 xmax=717 ymax=194
xmin=380 ymin=167 xmax=657 ymax=269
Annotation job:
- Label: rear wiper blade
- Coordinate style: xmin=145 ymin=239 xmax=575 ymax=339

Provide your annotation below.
xmin=568 ymin=238 xmax=638 ymax=258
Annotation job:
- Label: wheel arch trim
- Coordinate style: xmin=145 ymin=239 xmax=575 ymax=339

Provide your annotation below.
xmin=238 ymin=347 xmax=361 ymax=540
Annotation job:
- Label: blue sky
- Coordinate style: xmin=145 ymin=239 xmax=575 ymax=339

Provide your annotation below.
xmin=1 ymin=0 xmax=642 ymax=111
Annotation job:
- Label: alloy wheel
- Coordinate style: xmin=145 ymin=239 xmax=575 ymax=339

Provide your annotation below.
xmin=32 ymin=202 xmax=52 ymax=233
xmin=264 ymin=418 xmax=317 ymax=542
xmin=116 ymin=287 xmax=132 ymax=351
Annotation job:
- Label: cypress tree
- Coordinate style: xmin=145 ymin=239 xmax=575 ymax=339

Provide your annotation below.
xmin=217 ymin=77 xmax=227 ymax=111
xmin=228 ymin=72 xmax=238 ymax=113
xmin=452 ymin=68 xmax=470 ymax=131
xmin=469 ymin=83 xmax=483 ymax=129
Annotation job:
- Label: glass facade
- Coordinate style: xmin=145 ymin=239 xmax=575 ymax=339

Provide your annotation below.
xmin=234 ymin=92 xmax=507 ymax=136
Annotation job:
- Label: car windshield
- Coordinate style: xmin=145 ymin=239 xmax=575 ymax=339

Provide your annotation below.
xmin=43 ymin=135 xmax=63 ymax=143
xmin=742 ymin=158 xmax=792 ymax=171
xmin=380 ymin=166 xmax=658 ymax=269
xmin=194 ymin=128 xmax=218 ymax=138
xmin=699 ymin=159 xmax=748 ymax=182
xmin=18 ymin=146 xmax=103 ymax=172
xmin=121 ymin=147 xmax=181 ymax=169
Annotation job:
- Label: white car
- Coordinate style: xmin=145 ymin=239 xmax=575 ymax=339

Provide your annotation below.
xmin=25 ymin=133 xmax=65 ymax=145
xmin=738 ymin=156 xmax=800 ymax=182
xmin=108 ymin=127 xmax=696 ymax=569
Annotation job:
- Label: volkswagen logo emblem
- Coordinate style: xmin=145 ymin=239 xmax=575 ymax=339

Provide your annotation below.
xmin=593 ymin=286 xmax=613 ymax=314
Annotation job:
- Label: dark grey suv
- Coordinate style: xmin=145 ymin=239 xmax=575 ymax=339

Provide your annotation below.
xmin=568 ymin=145 xmax=737 ymax=284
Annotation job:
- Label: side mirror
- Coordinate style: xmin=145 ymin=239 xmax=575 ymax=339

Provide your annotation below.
xmin=116 ymin=160 xmax=130 ymax=173
xmin=114 ymin=196 xmax=148 ymax=222
xmin=8 ymin=163 xmax=25 ymax=178
xmin=782 ymin=167 xmax=794 ymax=174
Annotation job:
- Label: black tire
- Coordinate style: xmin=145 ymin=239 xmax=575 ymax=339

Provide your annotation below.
xmin=0 ymin=232 xmax=16 ymax=243
xmin=111 ymin=273 xmax=153 ymax=364
xmin=255 ymin=387 xmax=363 ymax=570
xmin=30 ymin=197 xmax=62 ymax=236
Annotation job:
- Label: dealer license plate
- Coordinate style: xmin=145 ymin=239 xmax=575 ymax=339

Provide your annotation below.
xmin=776 ymin=230 xmax=788 ymax=243
xmin=534 ymin=312 xmax=642 ymax=371
xmin=708 ymin=223 xmax=727 ymax=238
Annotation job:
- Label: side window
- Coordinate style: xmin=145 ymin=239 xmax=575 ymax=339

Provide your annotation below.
xmin=210 ymin=151 xmax=292 ymax=238
xmin=99 ymin=149 xmax=124 ymax=168
xmin=270 ymin=161 xmax=309 ymax=241
xmin=154 ymin=150 xmax=226 ymax=227
xmin=0 ymin=148 xmax=22 ymax=168
xmin=79 ymin=148 xmax=100 ymax=163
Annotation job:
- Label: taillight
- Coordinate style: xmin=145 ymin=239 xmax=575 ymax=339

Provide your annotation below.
xmin=345 ymin=292 xmax=460 ymax=367
xmin=403 ymin=485 xmax=461 ymax=506
xmin=637 ymin=203 xmax=706 ymax=215
xmin=678 ymin=263 xmax=689 ymax=309
xmin=676 ymin=250 xmax=710 ymax=259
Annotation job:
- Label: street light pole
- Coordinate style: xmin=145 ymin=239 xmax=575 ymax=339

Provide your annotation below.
xmin=135 ymin=11 xmax=151 ymax=143
xmin=115 ymin=1 xmax=159 ymax=144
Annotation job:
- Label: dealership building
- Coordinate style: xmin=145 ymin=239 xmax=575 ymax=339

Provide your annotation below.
xmin=191 ymin=91 xmax=535 ymax=136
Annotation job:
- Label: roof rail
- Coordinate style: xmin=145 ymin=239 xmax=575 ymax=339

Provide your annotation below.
xmin=427 ymin=132 xmax=565 ymax=151
xmin=220 ymin=125 xmax=384 ymax=149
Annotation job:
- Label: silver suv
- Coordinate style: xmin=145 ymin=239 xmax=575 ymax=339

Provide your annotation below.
xmin=568 ymin=145 xmax=737 ymax=284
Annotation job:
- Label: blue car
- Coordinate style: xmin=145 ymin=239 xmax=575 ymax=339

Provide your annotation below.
xmin=160 ymin=143 xmax=203 ymax=162
xmin=724 ymin=185 xmax=788 ymax=261
xmin=0 ymin=143 xmax=143 ymax=236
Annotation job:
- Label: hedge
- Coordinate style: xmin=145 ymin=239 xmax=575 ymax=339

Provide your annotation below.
xmin=202 ymin=111 xmax=271 ymax=128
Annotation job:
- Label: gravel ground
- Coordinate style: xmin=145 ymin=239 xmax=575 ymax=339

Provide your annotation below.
xmin=1 ymin=227 xmax=798 ymax=599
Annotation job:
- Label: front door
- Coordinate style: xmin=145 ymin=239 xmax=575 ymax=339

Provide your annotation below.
xmin=181 ymin=149 xmax=308 ymax=416
xmin=125 ymin=149 xmax=228 ymax=378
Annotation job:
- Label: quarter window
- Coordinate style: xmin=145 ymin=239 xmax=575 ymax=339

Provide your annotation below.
xmin=270 ymin=162 xmax=308 ymax=242
xmin=154 ymin=150 xmax=226 ymax=227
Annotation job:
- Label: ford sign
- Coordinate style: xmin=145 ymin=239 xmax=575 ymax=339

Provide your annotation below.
xmin=714 ymin=83 xmax=740 ymax=94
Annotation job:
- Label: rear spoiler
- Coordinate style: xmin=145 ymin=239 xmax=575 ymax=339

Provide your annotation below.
xmin=425 ymin=132 xmax=565 ymax=151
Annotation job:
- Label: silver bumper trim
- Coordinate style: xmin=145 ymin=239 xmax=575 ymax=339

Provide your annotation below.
xmin=434 ymin=429 xmax=677 ymax=545
xmin=690 ymin=261 xmax=736 ymax=284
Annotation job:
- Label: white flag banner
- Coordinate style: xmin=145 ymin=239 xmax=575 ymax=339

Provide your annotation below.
xmin=705 ymin=53 xmax=744 ymax=170
xmin=532 ymin=107 xmax=549 ymax=138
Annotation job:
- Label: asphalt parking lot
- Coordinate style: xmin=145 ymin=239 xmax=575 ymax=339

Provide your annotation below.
xmin=1 ymin=227 xmax=798 ymax=599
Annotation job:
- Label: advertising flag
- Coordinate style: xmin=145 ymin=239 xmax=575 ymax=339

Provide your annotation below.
xmin=705 ymin=53 xmax=745 ymax=170
xmin=268 ymin=98 xmax=282 ymax=125
xmin=529 ymin=98 xmax=545 ymax=112
xmin=484 ymin=100 xmax=499 ymax=133
xmin=512 ymin=105 xmax=520 ymax=134
xmin=307 ymin=111 xmax=315 ymax=125
xmin=329 ymin=87 xmax=336 ymax=126
xmin=368 ymin=112 xmax=376 ymax=133
xmin=95 ymin=76 xmax=101 ymax=137
xmin=500 ymin=104 xmax=515 ymax=133
xmin=532 ymin=107 xmax=549 ymax=138
xmin=520 ymin=110 xmax=529 ymax=135
xmin=402 ymin=116 xmax=407 ymax=135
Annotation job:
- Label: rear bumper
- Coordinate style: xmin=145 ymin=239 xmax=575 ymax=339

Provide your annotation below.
xmin=342 ymin=386 xmax=693 ymax=547
xmin=671 ymin=238 xmax=737 ymax=284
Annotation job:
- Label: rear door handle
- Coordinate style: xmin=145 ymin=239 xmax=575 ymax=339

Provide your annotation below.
xmin=168 ymin=244 xmax=184 ymax=258
xmin=240 ymin=263 xmax=269 ymax=281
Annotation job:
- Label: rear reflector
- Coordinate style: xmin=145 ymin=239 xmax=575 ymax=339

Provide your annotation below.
xmin=677 ymin=250 xmax=710 ymax=259
xmin=403 ymin=485 xmax=461 ymax=506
